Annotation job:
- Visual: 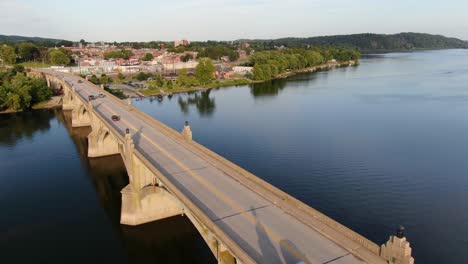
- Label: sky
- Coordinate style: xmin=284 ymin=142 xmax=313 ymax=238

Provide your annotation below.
xmin=1 ymin=0 xmax=467 ymax=42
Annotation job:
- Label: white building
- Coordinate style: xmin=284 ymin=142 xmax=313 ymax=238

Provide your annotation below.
xmin=232 ymin=66 xmax=253 ymax=74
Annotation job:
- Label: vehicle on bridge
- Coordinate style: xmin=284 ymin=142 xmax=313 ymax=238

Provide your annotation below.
xmin=78 ymin=80 xmax=83 ymax=83
xmin=111 ymin=115 xmax=120 ymax=121
xmin=98 ymin=94 xmax=105 ymax=98
xmin=88 ymin=95 xmax=96 ymax=101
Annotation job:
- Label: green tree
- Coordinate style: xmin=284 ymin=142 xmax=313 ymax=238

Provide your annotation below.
xmin=142 ymin=53 xmax=154 ymax=61
xmin=135 ymin=72 xmax=152 ymax=81
xmin=88 ymin=74 xmax=100 ymax=84
xmin=104 ymin=49 xmax=134 ymax=60
xmin=99 ymin=74 xmax=112 ymax=86
xmin=49 ymin=50 xmax=70 ymax=65
xmin=27 ymin=77 xmax=51 ymax=104
xmin=7 ymin=93 xmax=21 ymax=110
xmin=181 ymin=53 xmax=194 ymax=62
xmin=252 ymin=64 xmax=265 ymax=80
xmin=0 ymin=46 xmax=16 ymax=65
xmin=117 ymin=72 xmax=125 ymax=81
xmin=228 ymin=50 xmax=239 ymax=62
xmin=154 ymin=74 xmax=165 ymax=87
xmin=0 ymin=69 xmax=52 ymax=111
xmin=18 ymin=42 xmax=40 ymax=61
xmin=195 ymin=58 xmax=216 ymax=85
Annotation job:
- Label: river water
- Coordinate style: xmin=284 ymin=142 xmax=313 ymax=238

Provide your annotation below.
xmin=1 ymin=49 xmax=468 ymax=263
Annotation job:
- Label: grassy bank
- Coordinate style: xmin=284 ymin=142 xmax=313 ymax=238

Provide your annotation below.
xmin=141 ymin=79 xmax=253 ymax=96
xmin=18 ymin=61 xmax=52 ymax=68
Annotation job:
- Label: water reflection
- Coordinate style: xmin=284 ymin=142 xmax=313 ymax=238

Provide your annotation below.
xmin=0 ymin=110 xmax=56 ymax=147
xmin=60 ymin=110 xmax=215 ymax=263
xmin=177 ymin=90 xmax=216 ymax=116
xmin=250 ymin=78 xmax=287 ymax=97
xmin=0 ymin=109 xmax=216 ymax=264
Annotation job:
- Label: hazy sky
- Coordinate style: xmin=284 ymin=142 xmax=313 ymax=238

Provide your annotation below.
xmin=1 ymin=0 xmax=467 ymax=41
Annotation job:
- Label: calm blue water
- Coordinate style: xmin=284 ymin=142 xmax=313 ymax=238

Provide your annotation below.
xmin=1 ymin=49 xmax=468 ymax=263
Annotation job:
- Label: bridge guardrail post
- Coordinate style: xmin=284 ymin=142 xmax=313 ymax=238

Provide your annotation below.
xmin=181 ymin=121 xmax=192 ymax=141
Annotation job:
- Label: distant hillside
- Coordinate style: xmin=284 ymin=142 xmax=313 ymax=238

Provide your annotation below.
xmin=0 ymin=34 xmax=68 ymax=46
xmin=242 ymin=33 xmax=468 ymax=53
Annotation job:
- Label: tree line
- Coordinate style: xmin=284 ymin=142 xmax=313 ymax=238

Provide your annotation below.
xmin=0 ymin=42 xmax=72 ymax=66
xmin=241 ymin=33 xmax=468 ymax=53
xmin=249 ymin=48 xmax=360 ymax=81
xmin=0 ymin=66 xmax=53 ymax=111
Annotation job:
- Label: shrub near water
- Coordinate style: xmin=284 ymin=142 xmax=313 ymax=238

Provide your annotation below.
xmin=0 ymin=67 xmax=52 ymax=111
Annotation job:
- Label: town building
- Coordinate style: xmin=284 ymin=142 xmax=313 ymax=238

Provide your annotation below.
xmin=174 ymin=39 xmax=190 ymax=47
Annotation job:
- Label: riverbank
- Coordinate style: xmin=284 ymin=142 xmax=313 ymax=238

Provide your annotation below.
xmin=140 ymin=60 xmax=357 ymax=97
xmin=0 ymin=96 xmax=62 ymax=114
xmin=141 ymin=79 xmax=255 ymax=96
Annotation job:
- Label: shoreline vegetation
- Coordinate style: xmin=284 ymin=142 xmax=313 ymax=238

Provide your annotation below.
xmin=0 ymin=65 xmax=57 ymax=114
xmin=140 ymin=60 xmax=357 ymax=97
xmin=140 ymin=47 xmax=360 ymax=96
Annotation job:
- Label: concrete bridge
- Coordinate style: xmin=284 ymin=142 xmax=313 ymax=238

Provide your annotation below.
xmin=29 ymin=69 xmax=414 ymax=264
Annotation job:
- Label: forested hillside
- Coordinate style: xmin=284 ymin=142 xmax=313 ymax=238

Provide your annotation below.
xmin=0 ymin=35 xmax=70 ymax=47
xmin=242 ymin=33 xmax=468 ymax=53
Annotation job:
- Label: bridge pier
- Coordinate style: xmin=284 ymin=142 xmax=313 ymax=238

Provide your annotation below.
xmin=121 ymin=184 xmax=183 ymax=225
xmin=71 ymin=104 xmax=91 ymax=127
xmin=120 ymin=132 xmax=183 ymax=225
xmin=87 ymin=130 xmax=119 ymax=158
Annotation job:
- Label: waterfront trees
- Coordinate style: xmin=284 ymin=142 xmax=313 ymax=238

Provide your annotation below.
xmin=0 ymin=69 xmax=52 ymax=111
xmin=250 ymin=48 xmax=359 ymax=81
xmin=195 ymin=58 xmax=216 ymax=85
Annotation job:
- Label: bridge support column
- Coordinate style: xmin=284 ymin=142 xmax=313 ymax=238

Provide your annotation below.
xmin=120 ymin=132 xmax=183 ymax=225
xmin=63 ymin=86 xmax=77 ymax=110
xmin=380 ymin=226 xmax=414 ymax=264
xmin=121 ymin=185 xmax=183 ymax=225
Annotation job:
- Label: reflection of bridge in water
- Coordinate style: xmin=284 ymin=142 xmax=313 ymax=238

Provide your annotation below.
xmin=29 ymin=69 xmax=414 ymax=264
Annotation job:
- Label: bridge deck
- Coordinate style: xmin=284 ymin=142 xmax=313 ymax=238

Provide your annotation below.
xmin=49 ymin=71 xmax=384 ymax=264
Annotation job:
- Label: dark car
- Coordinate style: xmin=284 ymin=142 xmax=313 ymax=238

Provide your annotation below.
xmin=98 ymin=94 xmax=105 ymax=98
xmin=88 ymin=95 xmax=95 ymax=101
xmin=78 ymin=80 xmax=83 ymax=83
xmin=111 ymin=115 xmax=120 ymax=121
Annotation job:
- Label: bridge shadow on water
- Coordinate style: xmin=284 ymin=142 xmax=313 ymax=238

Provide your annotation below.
xmin=57 ymin=109 xmax=216 ymax=264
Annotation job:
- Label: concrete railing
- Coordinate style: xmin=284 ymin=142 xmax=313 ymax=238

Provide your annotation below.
xmin=97 ymin=76 xmax=382 ymax=257
xmin=41 ymin=69 xmax=382 ymax=262
xmin=73 ymin=70 xmax=382 ymax=256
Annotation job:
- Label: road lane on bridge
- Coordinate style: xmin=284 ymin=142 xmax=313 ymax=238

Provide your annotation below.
xmin=53 ymin=71 xmax=378 ymax=264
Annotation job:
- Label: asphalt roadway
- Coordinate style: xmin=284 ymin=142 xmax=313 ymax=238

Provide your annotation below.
xmin=52 ymin=71 xmax=375 ymax=264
